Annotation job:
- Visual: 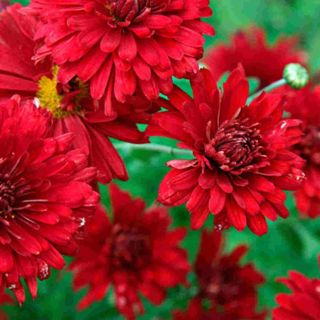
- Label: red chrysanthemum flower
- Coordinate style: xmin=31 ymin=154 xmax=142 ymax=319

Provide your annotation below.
xmin=29 ymin=0 xmax=214 ymax=117
xmin=0 ymin=96 xmax=99 ymax=304
xmin=175 ymin=229 xmax=265 ymax=319
xmin=285 ymin=86 xmax=320 ymax=218
xmin=203 ymin=26 xmax=306 ymax=89
xmin=149 ymin=67 xmax=304 ymax=235
xmin=0 ymin=4 xmax=151 ymax=184
xmin=273 ymin=271 xmax=320 ymax=320
xmin=0 ymin=293 xmax=13 ymax=320
xmin=70 ymin=184 xmax=189 ymax=320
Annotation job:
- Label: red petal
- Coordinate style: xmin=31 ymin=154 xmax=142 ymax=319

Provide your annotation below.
xmin=0 ymin=245 xmax=13 ymax=272
xmin=216 ymin=172 xmax=233 ymax=193
xmin=209 ymin=184 xmax=226 ymax=215
xmin=100 ymin=28 xmax=121 ymax=52
xmin=247 ymin=215 xmax=268 ymax=236
xmin=226 ymin=199 xmax=246 ymax=231
xmin=118 ymin=32 xmax=137 ymax=61
xmin=187 ymin=186 xmax=210 ymax=229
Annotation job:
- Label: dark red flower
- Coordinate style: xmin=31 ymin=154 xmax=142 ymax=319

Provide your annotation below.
xmin=0 ymin=96 xmax=99 ymax=304
xmin=273 ymin=271 xmax=320 ymax=320
xmin=29 ymin=0 xmax=214 ymax=117
xmin=203 ymin=26 xmax=306 ymax=89
xmin=0 ymin=4 xmax=150 ymax=184
xmin=149 ymin=67 xmax=304 ymax=235
xmin=0 ymin=293 xmax=13 ymax=320
xmin=70 ymin=184 xmax=189 ymax=320
xmin=189 ymin=229 xmax=265 ymax=319
xmin=285 ymin=86 xmax=320 ymax=218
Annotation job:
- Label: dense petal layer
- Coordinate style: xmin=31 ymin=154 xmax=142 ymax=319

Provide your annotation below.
xmin=0 ymin=97 xmax=99 ymax=303
xmin=29 ymin=0 xmax=214 ymax=115
xmin=70 ymin=185 xmax=189 ymax=320
xmin=150 ymin=67 xmax=304 ymax=234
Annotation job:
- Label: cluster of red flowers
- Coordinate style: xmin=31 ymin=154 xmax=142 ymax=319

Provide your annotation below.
xmin=0 ymin=1 xmax=319 ymax=320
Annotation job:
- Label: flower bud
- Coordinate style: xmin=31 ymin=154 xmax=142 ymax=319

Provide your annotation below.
xmin=283 ymin=63 xmax=309 ymax=89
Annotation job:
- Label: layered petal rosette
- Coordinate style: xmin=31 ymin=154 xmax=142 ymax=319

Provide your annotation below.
xmin=29 ymin=0 xmax=214 ymax=116
xmin=0 ymin=96 xmax=99 ymax=304
xmin=149 ymin=67 xmax=304 ymax=235
xmin=70 ymin=185 xmax=189 ymax=320
xmin=0 ymin=4 xmax=150 ymax=183
xmin=175 ymin=229 xmax=266 ymax=319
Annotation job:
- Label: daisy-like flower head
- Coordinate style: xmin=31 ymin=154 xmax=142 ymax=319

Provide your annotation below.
xmin=29 ymin=0 xmax=214 ymax=117
xmin=175 ymin=230 xmax=265 ymax=319
xmin=0 ymin=4 xmax=150 ymax=184
xmin=0 ymin=96 xmax=99 ymax=304
xmin=203 ymin=26 xmax=307 ymax=89
xmin=273 ymin=271 xmax=320 ymax=320
xmin=285 ymin=86 xmax=320 ymax=218
xmin=148 ymin=66 xmax=305 ymax=235
xmin=70 ymin=184 xmax=189 ymax=320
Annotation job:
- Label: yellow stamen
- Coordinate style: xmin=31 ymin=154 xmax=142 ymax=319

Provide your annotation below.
xmin=37 ymin=66 xmax=88 ymax=118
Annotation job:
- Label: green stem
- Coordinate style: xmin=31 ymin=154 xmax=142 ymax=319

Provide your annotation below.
xmin=247 ymin=79 xmax=286 ymax=104
xmin=115 ymin=142 xmax=193 ymax=157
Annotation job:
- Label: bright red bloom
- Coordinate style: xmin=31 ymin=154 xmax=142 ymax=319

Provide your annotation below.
xmin=149 ymin=67 xmax=304 ymax=235
xmin=173 ymin=230 xmax=266 ymax=319
xmin=203 ymin=26 xmax=306 ymax=89
xmin=70 ymin=184 xmax=189 ymax=320
xmin=273 ymin=271 xmax=320 ymax=320
xmin=0 ymin=96 xmax=99 ymax=304
xmin=183 ymin=229 xmax=265 ymax=319
xmin=0 ymin=4 xmax=150 ymax=184
xmin=29 ymin=0 xmax=214 ymax=117
xmin=285 ymin=86 xmax=320 ymax=218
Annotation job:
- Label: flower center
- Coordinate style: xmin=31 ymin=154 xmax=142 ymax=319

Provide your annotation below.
xmin=111 ymin=225 xmax=151 ymax=270
xmin=204 ymin=119 xmax=268 ymax=175
xmin=201 ymin=267 xmax=241 ymax=307
xmin=296 ymin=125 xmax=320 ymax=165
xmin=105 ymin=0 xmax=170 ymax=25
xmin=0 ymin=173 xmax=16 ymax=219
xmin=37 ymin=66 xmax=89 ymax=119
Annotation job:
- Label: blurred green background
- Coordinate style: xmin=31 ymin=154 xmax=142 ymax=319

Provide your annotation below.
xmin=3 ymin=0 xmax=320 ymax=319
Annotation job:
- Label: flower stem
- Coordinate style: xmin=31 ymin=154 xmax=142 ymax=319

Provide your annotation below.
xmin=115 ymin=142 xmax=193 ymax=157
xmin=247 ymin=79 xmax=286 ymax=104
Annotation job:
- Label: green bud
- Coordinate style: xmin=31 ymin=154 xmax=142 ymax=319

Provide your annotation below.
xmin=283 ymin=63 xmax=309 ymax=89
